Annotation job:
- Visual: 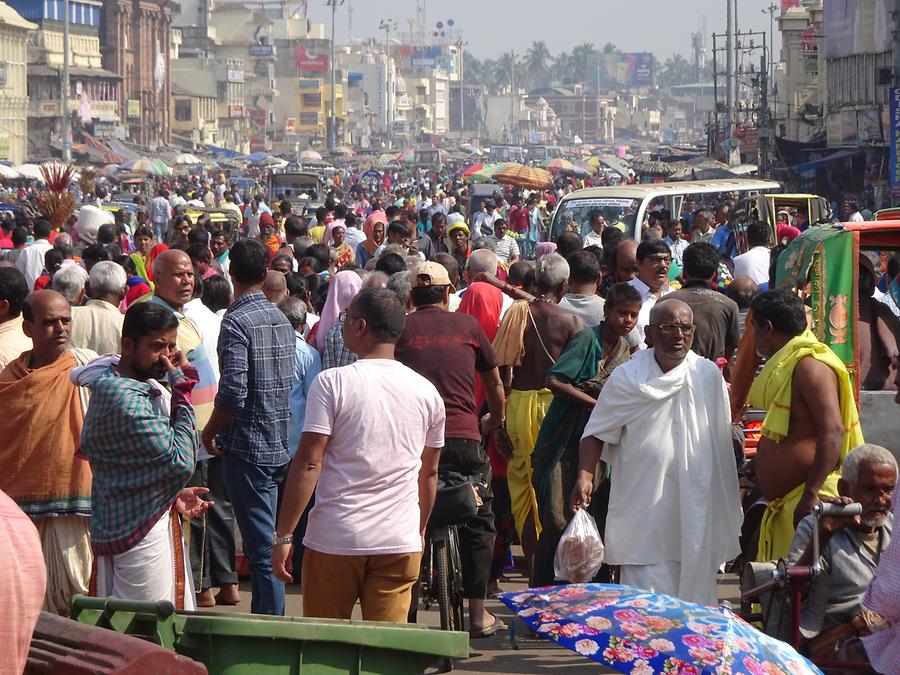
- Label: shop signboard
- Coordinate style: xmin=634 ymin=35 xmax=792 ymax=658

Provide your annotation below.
xmin=890 ymin=87 xmax=900 ymax=196
xmin=126 ymin=99 xmax=141 ymax=119
xmin=295 ymin=45 xmax=328 ymax=73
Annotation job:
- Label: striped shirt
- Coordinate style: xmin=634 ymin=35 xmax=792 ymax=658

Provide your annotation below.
xmin=215 ymin=291 xmax=294 ymax=466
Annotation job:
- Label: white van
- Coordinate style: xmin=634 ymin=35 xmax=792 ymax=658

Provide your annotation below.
xmin=549 ymin=178 xmax=781 ymax=241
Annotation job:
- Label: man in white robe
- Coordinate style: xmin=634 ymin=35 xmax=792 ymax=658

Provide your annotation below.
xmin=570 ymin=298 xmax=742 ymax=605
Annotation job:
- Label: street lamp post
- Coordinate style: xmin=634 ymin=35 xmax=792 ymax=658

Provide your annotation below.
xmin=62 ymin=0 xmax=71 ymax=162
xmin=326 ymin=0 xmax=344 ymax=152
xmin=379 ymin=18 xmax=397 ymax=148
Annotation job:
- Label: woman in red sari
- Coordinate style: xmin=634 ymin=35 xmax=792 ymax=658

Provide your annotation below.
xmin=325 ymin=220 xmax=355 ymax=268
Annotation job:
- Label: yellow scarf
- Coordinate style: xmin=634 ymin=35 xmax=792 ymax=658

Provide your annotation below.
xmin=747 ymin=329 xmax=862 ymax=453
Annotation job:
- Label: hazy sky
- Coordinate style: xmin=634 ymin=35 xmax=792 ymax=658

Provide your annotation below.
xmin=306 ymin=0 xmax=778 ymax=62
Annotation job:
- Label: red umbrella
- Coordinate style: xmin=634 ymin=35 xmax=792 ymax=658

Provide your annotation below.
xmin=463 ymin=163 xmax=485 ymax=177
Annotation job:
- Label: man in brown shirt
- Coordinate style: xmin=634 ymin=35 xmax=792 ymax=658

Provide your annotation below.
xmin=667 ymin=243 xmax=740 ymax=377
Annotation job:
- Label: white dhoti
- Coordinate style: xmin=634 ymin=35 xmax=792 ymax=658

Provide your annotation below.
xmin=33 ymin=515 xmax=92 ymax=616
xmin=620 ymin=562 xmax=718 ymax=607
xmin=582 ymin=350 xmax=742 ymax=606
xmin=93 ymin=510 xmax=195 ymax=610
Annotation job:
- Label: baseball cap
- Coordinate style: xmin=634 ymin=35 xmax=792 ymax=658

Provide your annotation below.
xmin=412 ymin=261 xmax=452 ymax=288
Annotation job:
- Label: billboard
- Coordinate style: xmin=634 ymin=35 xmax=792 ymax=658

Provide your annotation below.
xmin=590 ymin=52 xmax=654 ymax=87
xmin=823 ymin=0 xmax=891 ymax=59
xmin=295 ymin=45 xmax=329 ymax=73
xmin=891 ymin=88 xmax=900 ymax=195
xmin=250 ymin=44 xmax=276 ymax=57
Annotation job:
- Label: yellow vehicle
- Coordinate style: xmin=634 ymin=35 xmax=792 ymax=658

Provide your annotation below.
xmin=183 ymin=207 xmax=242 ymax=239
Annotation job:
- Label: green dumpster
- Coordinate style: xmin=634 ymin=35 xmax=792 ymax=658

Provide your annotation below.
xmin=70 ymin=595 xmax=469 ymax=675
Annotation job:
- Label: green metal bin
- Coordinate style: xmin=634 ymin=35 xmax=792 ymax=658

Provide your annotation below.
xmin=70 ymin=595 xmax=469 ymax=675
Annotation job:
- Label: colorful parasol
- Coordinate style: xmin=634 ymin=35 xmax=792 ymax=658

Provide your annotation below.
xmin=396 ymin=149 xmax=416 ymax=163
xmin=541 ymin=158 xmax=576 ymax=173
xmin=494 ymin=164 xmax=554 ymax=190
xmin=500 ymin=584 xmax=821 ymax=675
xmin=462 ymin=163 xmax=485 ymax=177
xmin=300 ymin=149 xmax=322 ymax=161
xmin=120 ymin=158 xmax=171 ymax=176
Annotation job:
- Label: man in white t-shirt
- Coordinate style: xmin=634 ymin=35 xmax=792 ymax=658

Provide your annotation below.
xmin=732 ymin=221 xmax=771 ymax=286
xmin=272 ymin=288 xmax=445 ymax=622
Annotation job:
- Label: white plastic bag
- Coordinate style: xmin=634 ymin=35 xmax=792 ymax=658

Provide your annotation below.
xmin=554 ymin=508 xmax=605 ymax=583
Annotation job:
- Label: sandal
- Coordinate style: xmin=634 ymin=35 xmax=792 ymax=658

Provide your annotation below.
xmin=468 ymin=616 xmax=507 ymax=638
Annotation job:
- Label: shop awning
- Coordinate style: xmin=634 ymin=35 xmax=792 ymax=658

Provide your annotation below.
xmin=791 ymin=149 xmax=862 ymax=173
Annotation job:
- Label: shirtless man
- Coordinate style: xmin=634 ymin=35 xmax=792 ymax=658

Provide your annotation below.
xmin=494 ymin=252 xmax=582 ymax=581
xmin=747 ymin=289 xmax=863 ymax=562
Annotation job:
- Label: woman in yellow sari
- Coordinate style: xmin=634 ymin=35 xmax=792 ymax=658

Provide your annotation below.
xmin=325 ymin=220 xmax=355 ymax=268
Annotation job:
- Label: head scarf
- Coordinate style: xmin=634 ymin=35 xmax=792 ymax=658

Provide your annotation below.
xmin=362 ymin=213 xmax=387 ymax=254
xmin=316 ymin=270 xmax=363 ymax=352
xmin=324 ymin=219 xmax=346 ymax=246
xmin=776 ymin=224 xmax=800 ymax=246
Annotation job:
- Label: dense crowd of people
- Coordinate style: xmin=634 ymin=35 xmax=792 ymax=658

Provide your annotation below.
xmin=0 ymin=167 xmax=899 ymax=672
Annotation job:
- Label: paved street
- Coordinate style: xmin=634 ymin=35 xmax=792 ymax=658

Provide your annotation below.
xmin=210 ymin=551 xmax=741 ymax=674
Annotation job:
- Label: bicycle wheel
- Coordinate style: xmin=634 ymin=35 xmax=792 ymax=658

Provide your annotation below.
xmin=447 ymin=527 xmax=465 ymax=630
xmin=434 ymin=537 xmax=457 ymax=632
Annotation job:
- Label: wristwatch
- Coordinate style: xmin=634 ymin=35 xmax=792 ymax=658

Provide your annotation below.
xmin=272 ymin=533 xmax=293 ymax=546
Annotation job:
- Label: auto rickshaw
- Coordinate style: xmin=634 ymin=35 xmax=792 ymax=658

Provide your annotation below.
xmin=182 ymin=207 xmax=242 ymax=240
xmin=731 ymin=193 xmax=830 ymax=254
xmin=772 ymin=220 xmax=899 ymax=451
xmin=100 ymin=201 xmax=146 ymax=234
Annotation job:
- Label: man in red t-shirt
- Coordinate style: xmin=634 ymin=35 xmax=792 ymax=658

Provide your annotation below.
xmin=509 ymin=197 xmax=530 ymax=234
xmin=395 ymin=261 xmax=508 ymax=638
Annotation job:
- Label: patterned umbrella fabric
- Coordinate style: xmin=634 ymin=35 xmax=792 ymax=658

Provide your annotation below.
xmin=500 ymin=584 xmax=821 ymax=675
xmin=120 ymin=158 xmax=170 ymax=176
xmin=494 ymin=164 xmax=554 ymax=190
xmin=396 ymin=149 xmax=415 ymax=163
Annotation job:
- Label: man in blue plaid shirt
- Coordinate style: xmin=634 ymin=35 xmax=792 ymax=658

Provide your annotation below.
xmin=202 ymin=238 xmax=294 ymax=616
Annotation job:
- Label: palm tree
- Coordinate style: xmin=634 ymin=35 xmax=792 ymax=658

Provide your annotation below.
xmin=524 ymin=40 xmax=552 ymax=90
xmin=552 ymin=51 xmax=576 ymax=85
xmin=570 ymin=42 xmax=599 ymax=85
xmin=494 ymin=51 xmax=518 ymax=93
xmin=602 ymin=42 xmax=617 ymax=54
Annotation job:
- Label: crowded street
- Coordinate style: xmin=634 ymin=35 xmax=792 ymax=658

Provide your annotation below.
xmin=1 ymin=1 xmax=900 ymax=674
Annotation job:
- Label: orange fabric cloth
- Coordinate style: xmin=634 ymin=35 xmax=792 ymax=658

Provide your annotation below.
xmin=0 ymin=351 xmax=92 ymax=517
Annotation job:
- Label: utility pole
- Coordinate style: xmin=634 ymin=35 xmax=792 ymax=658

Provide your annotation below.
xmin=725 ymin=0 xmax=734 ymax=150
xmin=509 ymin=52 xmax=515 ymax=145
xmin=759 ymin=52 xmax=770 ymax=178
xmin=459 ymin=40 xmax=465 ymax=142
xmin=326 ymin=0 xmax=344 ymax=152
xmin=762 ymin=2 xmax=778 ymax=94
xmin=379 ymin=18 xmax=397 ymax=148
xmin=62 ymin=0 xmax=71 ymax=163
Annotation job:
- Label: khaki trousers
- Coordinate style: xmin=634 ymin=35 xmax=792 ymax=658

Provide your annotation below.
xmin=301 ymin=548 xmax=421 ymax=622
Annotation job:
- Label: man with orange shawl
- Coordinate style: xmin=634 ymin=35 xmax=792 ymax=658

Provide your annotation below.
xmin=748 ymin=289 xmax=864 ymax=562
xmin=0 ymin=290 xmax=98 ymax=614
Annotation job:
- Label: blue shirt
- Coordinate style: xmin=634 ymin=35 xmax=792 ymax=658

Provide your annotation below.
xmin=287 ymin=331 xmax=322 ymax=456
xmin=709 ymin=225 xmax=738 ymax=259
xmin=215 ymin=290 xmax=295 ymax=466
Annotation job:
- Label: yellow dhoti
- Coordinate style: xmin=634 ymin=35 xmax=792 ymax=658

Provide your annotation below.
xmin=506 ymin=388 xmax=553 ymax=540
xmin=756 ymin=473 xmax=841 ymax=562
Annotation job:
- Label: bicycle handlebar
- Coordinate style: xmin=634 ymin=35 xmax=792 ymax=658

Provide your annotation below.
xmin=815 ymin=502 xmax=863 ymax=518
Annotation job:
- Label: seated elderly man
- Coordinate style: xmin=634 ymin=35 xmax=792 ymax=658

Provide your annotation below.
xmin=786 ymin=444 xmax=896 ymax=661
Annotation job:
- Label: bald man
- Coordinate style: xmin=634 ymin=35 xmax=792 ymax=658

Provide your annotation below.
xmin=263 ymin=270 xmax=288 ymax=305
xmin=571 ymin=299 xmax=741 ymax=604
xmin=0 ymin=290 xmax=97 ymax=613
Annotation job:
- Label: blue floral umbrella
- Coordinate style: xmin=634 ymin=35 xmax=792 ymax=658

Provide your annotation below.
xmin=499 ymin=584 xmax=822 ymax=675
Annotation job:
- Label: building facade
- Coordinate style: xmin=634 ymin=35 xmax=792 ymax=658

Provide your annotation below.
xmin=100 ymin=0 xmax=172 ymax=148
xmin=0 ymin=1 xmax=34 ymax=163
xmin=777 ymin=1 xmax=824 ymax=143
xmin=526 ymin=86 xmax=615 ymax=143
xmin=8 ymin=0 xmax=120 ymax=157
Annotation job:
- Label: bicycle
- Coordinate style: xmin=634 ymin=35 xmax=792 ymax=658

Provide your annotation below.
xmin=409 ymin=471 xmax=481 ymax=672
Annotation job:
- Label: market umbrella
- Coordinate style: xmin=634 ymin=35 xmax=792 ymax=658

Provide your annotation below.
xmin=396 ymin=149 xmax=415 ymax=163
xmin=377 ymin=153 xmax=399 ymax=167
xmin=500 ymin=584 xmax=821 ymax=675
xmin=632 ymin=160 xmax=676 ymax=177
xmin=13 ymin=164 xmax=45 ymax=181
xmin=494 ymin=164 xmax=554 ymax=190
xmin=573 ymin=160 xmax=598 ymax=176
xmin=541 ymin=158 xmax=576 ymax=173
xmin=300 ymin=149 xmax=322 ymax=161
xmin=467 ymin=162 xmax=515 ymax=183
xmin=0 ymin=165 xmax=20 ymax=180
xmin=462 ymin=163 xmax=485 ymax=177
xmin=334 ymin=145 xmax=355 ymax=157
xmin=175 ymin=153 xmax=201 ymax=165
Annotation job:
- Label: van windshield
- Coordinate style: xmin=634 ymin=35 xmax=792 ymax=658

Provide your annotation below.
xmin=551 ymin=197 xmax=640 ymax=240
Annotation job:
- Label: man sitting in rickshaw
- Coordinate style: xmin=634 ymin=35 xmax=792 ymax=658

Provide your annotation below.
xmin=786 ymin=444 xmax=896 ymax=664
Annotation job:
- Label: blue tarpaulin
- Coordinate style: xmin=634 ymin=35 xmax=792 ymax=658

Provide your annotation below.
xmin=205 ymin=144 xmax=242 ymax=160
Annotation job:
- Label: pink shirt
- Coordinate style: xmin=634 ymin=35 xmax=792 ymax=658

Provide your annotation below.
xmin=302 ymin=359 xmax=445 ymax=556
xmin=0 ymin=489 xmax=46 ymax=672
